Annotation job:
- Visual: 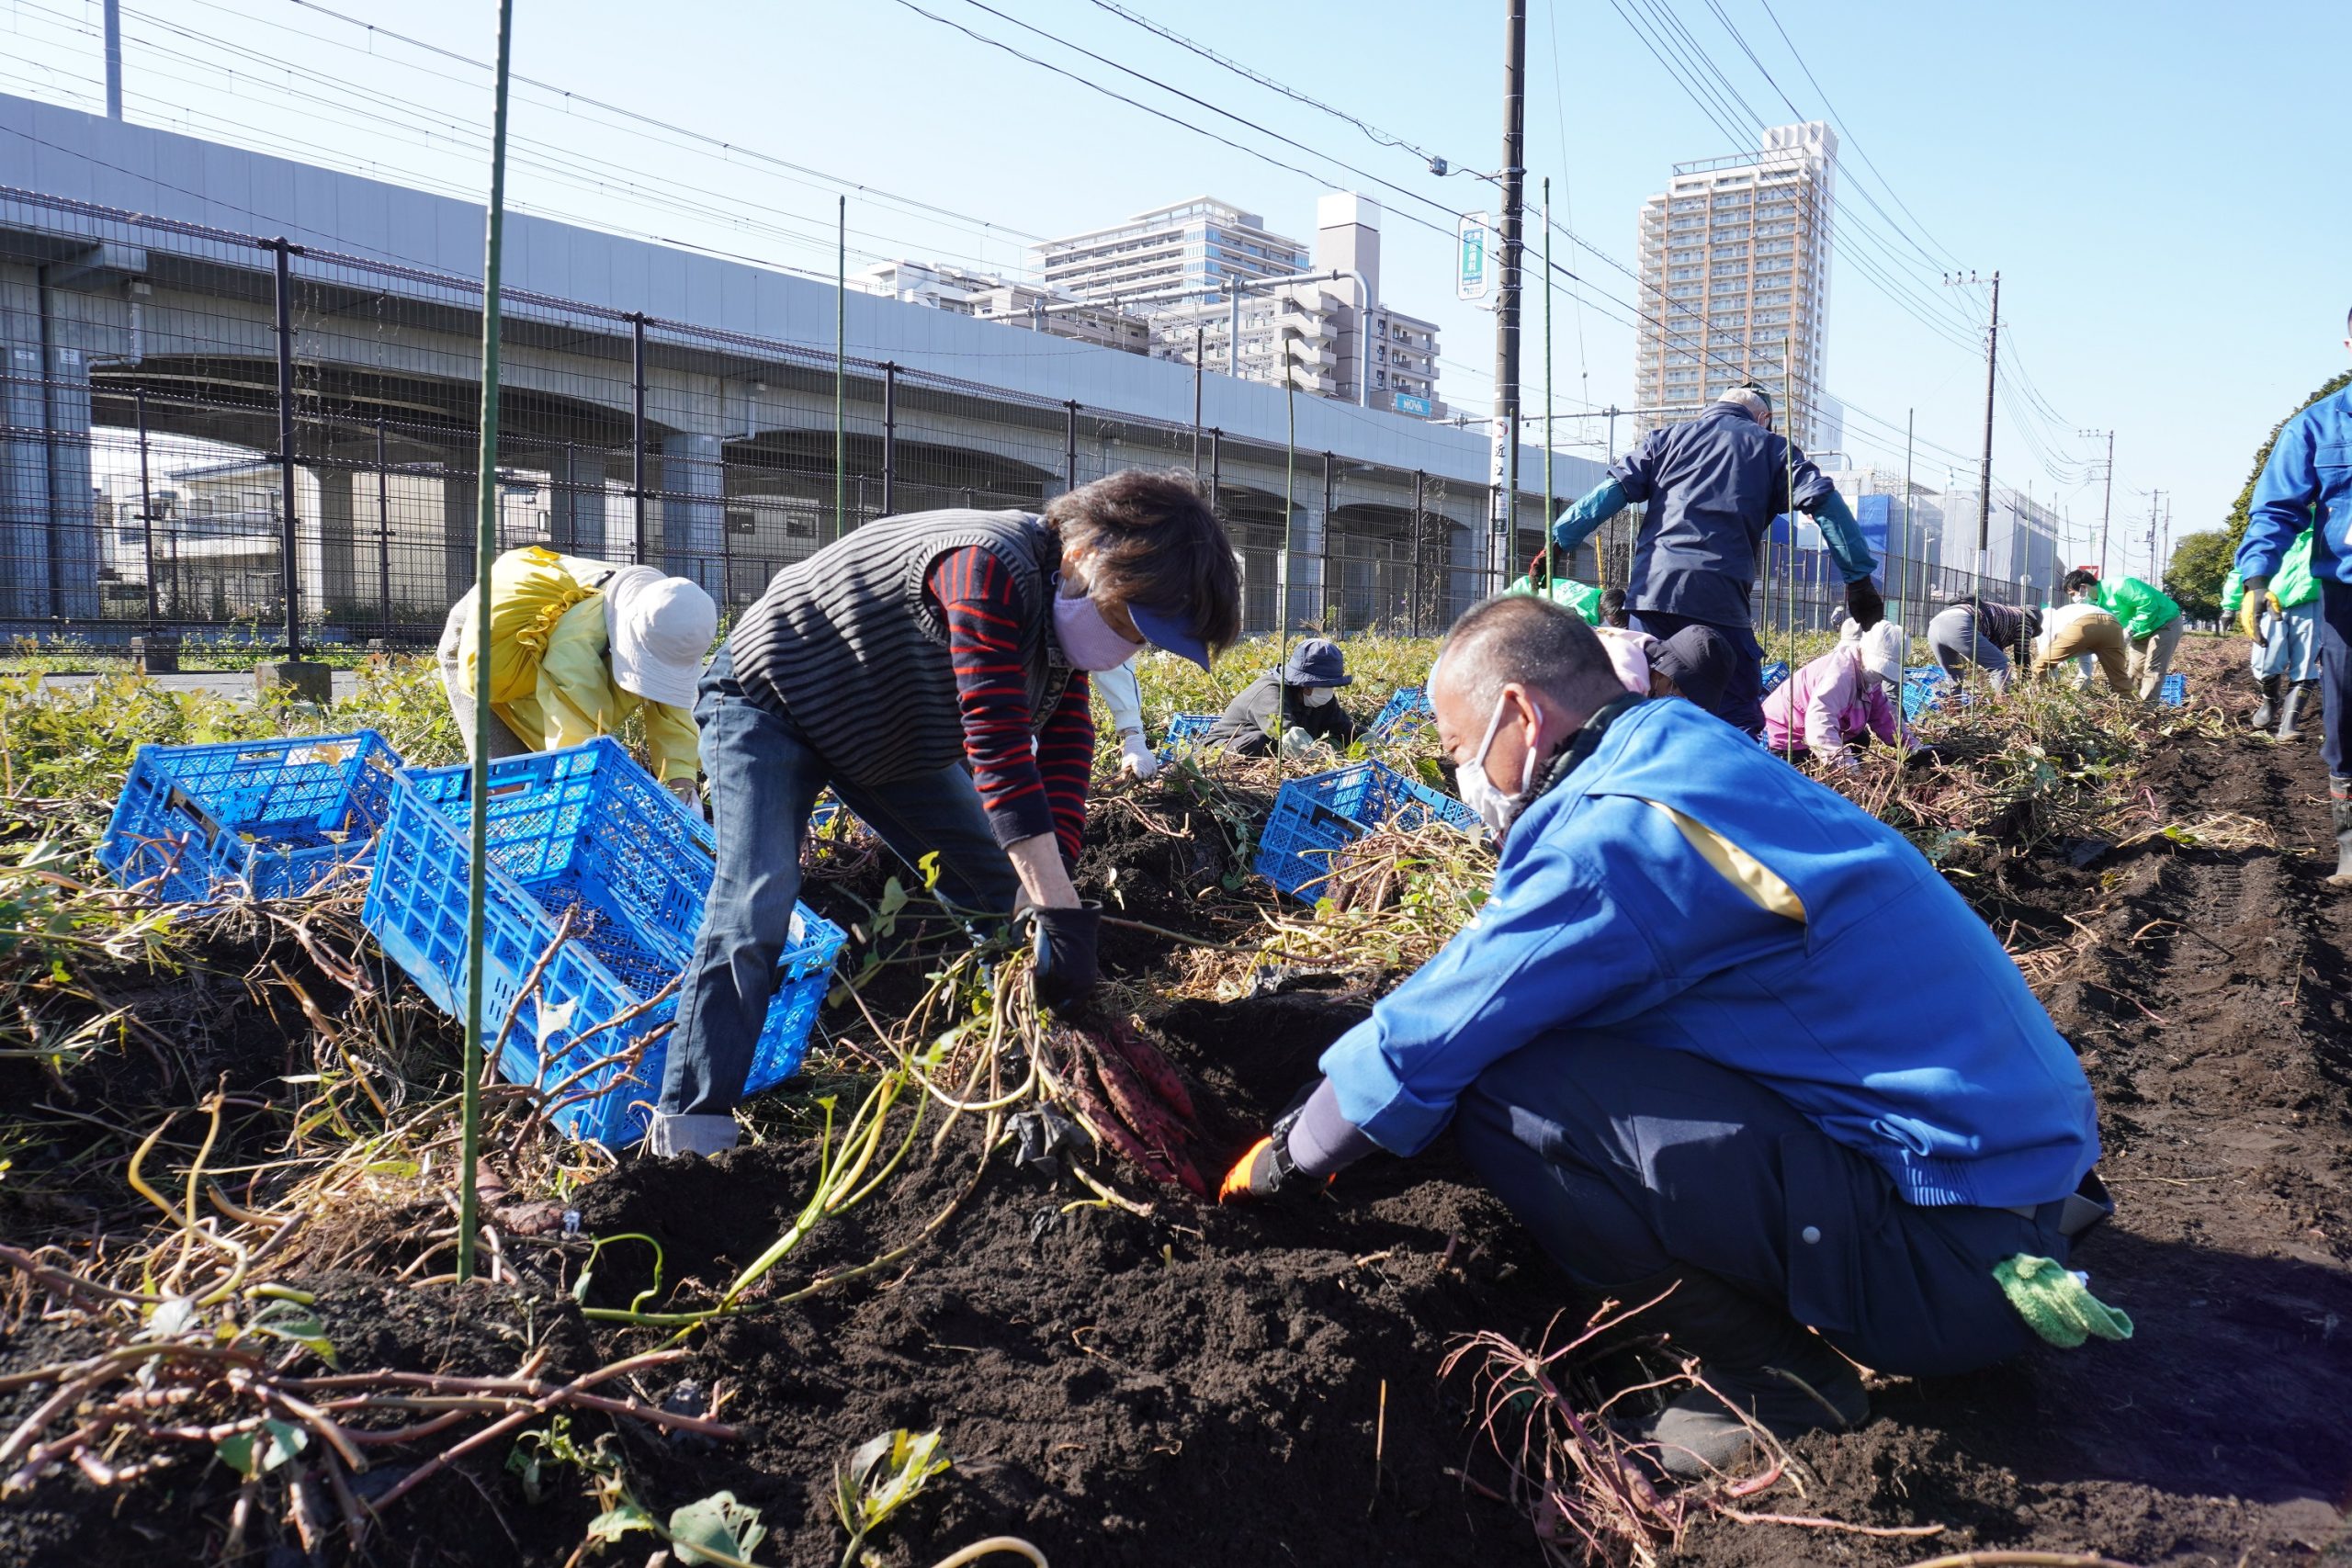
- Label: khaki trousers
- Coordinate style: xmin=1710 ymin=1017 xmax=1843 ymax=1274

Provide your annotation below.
xmin=2034 ymin=614 xmax=2133 ymax=696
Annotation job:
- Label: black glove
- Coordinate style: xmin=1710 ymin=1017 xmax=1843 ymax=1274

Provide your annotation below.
xmin=1843 ymin=577 xmax=1885 ymax=631
xmin=1028 ymin=903 xmax=1102 ymax=1013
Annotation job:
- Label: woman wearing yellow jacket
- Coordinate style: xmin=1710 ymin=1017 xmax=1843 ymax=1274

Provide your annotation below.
xmin=435 ymin=547 xmax=718 ymax=813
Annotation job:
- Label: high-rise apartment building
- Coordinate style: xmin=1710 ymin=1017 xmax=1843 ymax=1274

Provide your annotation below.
xmin=1033 ymin=197 xmax=1308 ymax=307
xmin=1634 ymin=122 xmax=1838 ymax=450
xmin=1134 ymin=194 xmax=1442 ymax=417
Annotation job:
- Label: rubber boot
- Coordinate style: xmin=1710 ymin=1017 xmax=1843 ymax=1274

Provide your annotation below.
xmin=2332 ymin=782 xmax=2352 ymax=887
xmin=2275 ymin=681 xmax=2314 ymax=741
xmin=1616 ymin=1268 xmax=1868 ymax=1481
xmin=2251 ymin=673 xmax=2283 ymax=731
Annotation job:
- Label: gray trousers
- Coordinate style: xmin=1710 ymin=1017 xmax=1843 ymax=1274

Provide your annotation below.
xmin=2125 ymin=615 xmax=2185 ymax=703
xmin=1927 ymin=605 xmax=2011 ymax=693
xmin=435 ymin=595 xmax=534 ymax=761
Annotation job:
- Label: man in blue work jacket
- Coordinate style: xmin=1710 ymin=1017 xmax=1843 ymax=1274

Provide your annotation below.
xmin=2236 ymin=308 xmax=2352 ymax=886
xmin=1221 ymin=593 xmax=2109 ymax=1479
xmin=1548 ymin=386 xmax=1884 ymax=735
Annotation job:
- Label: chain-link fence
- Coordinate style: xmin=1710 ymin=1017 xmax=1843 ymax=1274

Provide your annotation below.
xmin=4 ymin=186 xmax=2041 ymax=657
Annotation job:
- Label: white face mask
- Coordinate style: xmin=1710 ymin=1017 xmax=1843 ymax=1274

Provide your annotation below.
xmin=1456 ymin=692 xmax=1540 ymax=836
xmin=1302 ymin=686 xmax=1336 ymax=707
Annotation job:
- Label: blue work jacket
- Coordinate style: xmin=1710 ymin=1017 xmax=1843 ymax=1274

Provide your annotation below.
xmin=1613 ymin=405 xmax=1838 ymax=626
xmin=2240 ymin=383 xmax=2352 ymax=588
xmin=1318 ymin=698 xmax=2099 ymax=1211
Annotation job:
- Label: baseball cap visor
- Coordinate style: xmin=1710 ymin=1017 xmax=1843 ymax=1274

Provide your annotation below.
xmin=1127 ymin=601 xmax=1214 ymax=671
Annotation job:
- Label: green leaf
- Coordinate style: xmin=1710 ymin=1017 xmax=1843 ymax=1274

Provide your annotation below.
xmin=585 ymin=1499 xmax=657 ymax=1545
xmin=245 ymin=1299 xmax=339 ymax=1368
xmin=218 ymin=1417 xmax=308 ymax=1477
xmin=669 ymin=1491 xmax=767 ymax=1565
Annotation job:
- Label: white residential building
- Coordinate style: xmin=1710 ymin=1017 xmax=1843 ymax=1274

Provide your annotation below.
xmin=1135 ymin=195 xmax=1443 ymax=418
xmin=1635 ymin=121 xmax=1838 ymax=449
xmin=1032 ymin=197 xmax=1309 ymax=306
xmin=852 ymin=260 xmax=1147 ymax=355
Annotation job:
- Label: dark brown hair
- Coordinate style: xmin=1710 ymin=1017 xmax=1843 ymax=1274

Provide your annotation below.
xmin=1044 ymin=469 xmax=1243 ymax=654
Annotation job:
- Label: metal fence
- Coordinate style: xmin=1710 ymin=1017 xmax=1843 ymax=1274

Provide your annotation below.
xmin=2 ymin=186 xmax=2034 ymax=656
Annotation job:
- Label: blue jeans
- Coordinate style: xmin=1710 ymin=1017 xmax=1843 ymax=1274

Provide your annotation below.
xmin=1454 ymin=1036 xmax=2067 ymax=1379
xmin=1630 ymin=609 xmax=1766 ymax=735
xmin=654 ymin=641 xmax=1019 ymax=1152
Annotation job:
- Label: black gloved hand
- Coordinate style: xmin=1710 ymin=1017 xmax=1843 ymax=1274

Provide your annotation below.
xmin=1843 ymin=576 xmax=1886 ymax=631
xmin=1029 ymin=903 xmax=1102 ymax=1013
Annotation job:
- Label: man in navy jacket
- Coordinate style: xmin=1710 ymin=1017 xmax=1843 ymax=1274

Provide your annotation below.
xmin=2236 ymin=308 xmax=2352 ymax=885
xmin=1549 ymin=386 xmax=1883 ymax=735
xmin=1222 ymin=593 xmax=2106 ymax=1478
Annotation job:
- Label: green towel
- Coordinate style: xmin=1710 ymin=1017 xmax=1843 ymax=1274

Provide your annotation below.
xmin=1995 ymin=1254 xmax=2133 ymax=1348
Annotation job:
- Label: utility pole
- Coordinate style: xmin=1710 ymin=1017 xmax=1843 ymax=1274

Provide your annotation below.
xmin=2079 ymin=427 xmax=2114 ymax=575
xmin=1488 ymin=0 xmax=1527 ymax=583
xmin=103 ymin=0 xmax=123 ymax=118
xmin=2143 ymin=490 xmax=2163 ymax=582
xmin=1943 ymin=269 xmax=2000 ymax=553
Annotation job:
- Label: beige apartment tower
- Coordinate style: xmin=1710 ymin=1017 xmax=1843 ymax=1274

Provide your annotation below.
xmin=1635 ymin=121 xmax=1838 ymax=450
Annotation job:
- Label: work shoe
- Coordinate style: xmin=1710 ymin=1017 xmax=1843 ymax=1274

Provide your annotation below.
xmin=1643 ymin=1359 xmax=1869 ymax=1480
xmin=2252 ymin=673 xmax=2283 ymax=730
xmin=2331 ymin=782 xmax=2352 ymax=887
xmin=2276 ymin=681 xmax=2315 ymax=741
xmin=1609 ymin=1268 xmax=1869 ymax=1481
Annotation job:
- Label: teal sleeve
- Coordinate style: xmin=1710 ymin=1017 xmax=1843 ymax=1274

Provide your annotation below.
xmin=1808 ymin=489 xmax=1879 ymax=584
xmin=1551 ymin=479 xmax=1629 ymax=554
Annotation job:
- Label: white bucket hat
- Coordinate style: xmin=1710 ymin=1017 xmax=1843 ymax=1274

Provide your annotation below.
xmin=1856 ymin=620 xmax=1906 ymax=690
xmin=604 ymin=567 xmax=717 ymax=709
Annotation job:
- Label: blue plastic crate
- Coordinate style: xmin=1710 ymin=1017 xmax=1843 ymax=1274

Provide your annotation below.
xmin=1254 ymin=760 xmax=1481 ymax=899
xmin=1156 ymin=712 xmax=1220 ymax=761
xmin=1758 ymin=660 xmax=1791 ymax=696
xmin=1900 ymin=668 xmax=1951 ymax=724
xmin=362 ymin=739 xmax=846 ymax=1147
xmin=1366 ymin=685 xmax=1435 ymax=741
xmin=98 ymin=731 xmax=405 ymax=903
xmin=2160 ymin=672 xmax=2186 ymax=708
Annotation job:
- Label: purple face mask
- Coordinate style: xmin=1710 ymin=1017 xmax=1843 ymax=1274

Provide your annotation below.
xmin=1052 ymin=579 xmax=1144 ymax=671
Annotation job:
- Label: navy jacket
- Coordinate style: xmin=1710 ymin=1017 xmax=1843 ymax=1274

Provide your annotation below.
xmin=1555 ymin=404 xmax=1846 ymax=626
xmin=1318 ymin=697 xmax=2100 ymax=1210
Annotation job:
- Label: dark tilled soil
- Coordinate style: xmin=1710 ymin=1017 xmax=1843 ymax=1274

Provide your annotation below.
xmin=6 ymin=643 xmax=2350 ymax=1566
xmin=1676 ymin=640 xmax=2352 ymax=1567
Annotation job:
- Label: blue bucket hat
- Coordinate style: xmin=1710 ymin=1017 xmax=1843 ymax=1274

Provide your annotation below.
xmin=1282 ymin=637 xmax=1352 ymax=687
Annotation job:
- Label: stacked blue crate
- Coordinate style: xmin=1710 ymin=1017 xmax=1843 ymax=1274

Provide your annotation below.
xmin=99 ymin=731 xmax=405 ymax=902
xmin=1365 ymin=686 xmax=1434 ymax=741
xmin=362 ymin=739 xmax=845 ymax=1147
xmin=1254 ymin=760 xmax=1480 ymax=900
xmin=1156 ymin=712 xmax=1219 ymax=762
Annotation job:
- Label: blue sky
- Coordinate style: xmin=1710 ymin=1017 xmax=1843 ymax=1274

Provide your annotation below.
xmin=5 ymin=0 xmax=2346 ymax=581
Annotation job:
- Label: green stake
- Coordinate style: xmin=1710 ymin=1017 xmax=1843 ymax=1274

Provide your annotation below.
xmin=458 ymin=0 xmax=516 ymax=1285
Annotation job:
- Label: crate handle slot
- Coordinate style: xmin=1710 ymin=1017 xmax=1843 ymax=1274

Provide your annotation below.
xmin=166 ymin=785 xmax=225 ymax=848
xmin=1306 ymin=803 xmax=1363 ymax=835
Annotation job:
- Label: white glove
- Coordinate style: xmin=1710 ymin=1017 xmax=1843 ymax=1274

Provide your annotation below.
xmin=1279 ymin=726 xmax=1319 ymax=760
xmin=667 ymin=777 xmax=707 ymax=821
xmin=1117 ymin=729 xmax=1160 ymax=780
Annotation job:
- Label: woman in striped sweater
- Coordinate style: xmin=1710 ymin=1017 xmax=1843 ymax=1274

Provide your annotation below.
xmin=650 ymin=470 xmax=1242 ymax=1156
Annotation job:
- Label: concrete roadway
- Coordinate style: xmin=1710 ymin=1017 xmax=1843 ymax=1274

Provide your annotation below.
xmin=32 ymin=671 xmax=368 ymax=701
